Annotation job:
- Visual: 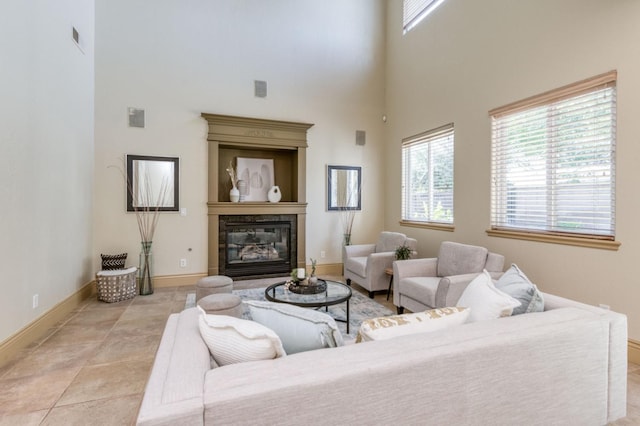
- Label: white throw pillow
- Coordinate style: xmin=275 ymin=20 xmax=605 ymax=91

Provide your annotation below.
xmin=246 ymin=301 xmax=344 ymax=354
xmin=356 ymin=307 xmax=470 ymax=343
xmin=197 ymin=306 xmax=286 ymax=366
xmin=457 ymin=270 xmax=521 ymax=322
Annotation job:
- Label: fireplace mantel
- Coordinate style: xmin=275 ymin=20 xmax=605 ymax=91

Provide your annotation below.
xmin=202 ymin=113 xmax=314 ymax=278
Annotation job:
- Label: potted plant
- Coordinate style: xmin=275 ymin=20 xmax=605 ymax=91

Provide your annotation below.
xmin=395 ymin=244 xmax=412 ymax=261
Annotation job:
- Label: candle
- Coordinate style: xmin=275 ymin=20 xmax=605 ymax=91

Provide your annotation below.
xmin=297 ymin=268 xmax=305 ymax=279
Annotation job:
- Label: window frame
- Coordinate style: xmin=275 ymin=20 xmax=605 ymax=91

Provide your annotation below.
xmin=487 ymin=71 xmax=620 ymax=250
xmin=400 ymin=123 xmax=455 ymax=231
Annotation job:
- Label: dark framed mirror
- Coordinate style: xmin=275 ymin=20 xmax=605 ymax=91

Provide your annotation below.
xmin=327 ymin=165 xmax=361 ymax=211
xmin=126 ymin=155 xmax=179 ymax=212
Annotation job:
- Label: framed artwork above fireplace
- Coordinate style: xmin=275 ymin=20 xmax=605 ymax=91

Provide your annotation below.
xmin=236 ymin=157 xmax=274 ymax=202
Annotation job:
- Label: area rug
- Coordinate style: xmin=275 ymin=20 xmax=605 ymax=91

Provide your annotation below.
xmin=185 ymin=287 xmax=394 ymax=340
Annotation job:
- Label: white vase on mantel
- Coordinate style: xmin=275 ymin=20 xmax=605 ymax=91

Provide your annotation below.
xmin=230 ymin=186 xmax=240 ymax=203
xmin=268 ymin=185 xmax=282 ymax=203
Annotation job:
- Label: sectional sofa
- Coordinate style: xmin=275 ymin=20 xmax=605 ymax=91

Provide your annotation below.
xmin=136 ymin=293 xmax=627 ymax=425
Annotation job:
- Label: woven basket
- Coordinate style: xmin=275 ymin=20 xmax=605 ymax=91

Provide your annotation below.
xmin=96 ymin=267 xmax=138 ymax=303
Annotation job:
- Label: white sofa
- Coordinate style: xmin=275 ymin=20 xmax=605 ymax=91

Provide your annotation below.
xmin=137 ymin=294 xmax=627 ymax=425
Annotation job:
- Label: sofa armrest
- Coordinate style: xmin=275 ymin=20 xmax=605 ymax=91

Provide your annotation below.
xmin=435 ymin=272 xmax=482 ymax=307
xmin=343 ymin=243 xmax=376 ymax=259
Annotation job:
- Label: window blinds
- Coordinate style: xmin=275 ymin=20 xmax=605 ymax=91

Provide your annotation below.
xmin=402 ymin=123 xmax=454 ymax=224
xmin=403 ymin=0 xmax=445 ymax=33
xmin=490 ymin=71 xmax=617 ymax=239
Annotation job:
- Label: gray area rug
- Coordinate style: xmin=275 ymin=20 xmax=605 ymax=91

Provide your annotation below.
xmin=185 ymin=286 xmax=393 ymax=339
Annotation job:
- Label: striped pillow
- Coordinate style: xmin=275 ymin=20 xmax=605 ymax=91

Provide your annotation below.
xmin=197 ymin=306 xmax=286 ymax=366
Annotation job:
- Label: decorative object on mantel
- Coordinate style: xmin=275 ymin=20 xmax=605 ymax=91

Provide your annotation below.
xmin=226 ymin=161 xmax=240 ymax=203
xmin=237 ymin=157 xmax=274 ymax=201
xmin=237 ymin=179 xmax=247 ymax=202
xmin=267 ymin=185 xmax=282 ymax=203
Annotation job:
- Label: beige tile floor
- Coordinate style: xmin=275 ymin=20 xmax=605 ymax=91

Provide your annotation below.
xmin=0 ymin=283 xmax=638 ymax=425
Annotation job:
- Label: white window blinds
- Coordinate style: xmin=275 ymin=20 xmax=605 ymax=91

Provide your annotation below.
xmin=402 ymin=123 xmax=454 ymax=224
xmin=490 ymin=71 xmax=617 ymax=239
xmin=403 ymin=0 xmax=446 ymax=33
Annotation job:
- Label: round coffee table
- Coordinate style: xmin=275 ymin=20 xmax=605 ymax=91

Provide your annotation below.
xmin=264 ymin=279 xmax=353 ymax=333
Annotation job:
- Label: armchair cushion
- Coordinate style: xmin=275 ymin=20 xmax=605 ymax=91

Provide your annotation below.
xmin=437 ymin=242 xmax=488 ymax=277
xmin=400 ymin=277 xmax=440 ymax=308
xmin=457 ymin=271 xmax=520 ymax=322
xmin=495 ymin=264 xmax=545 ymax=315
xmin=375 ymin=232 xmax=408 ymax=253
xmin=345 ymin=256 xmax=368 ymax=277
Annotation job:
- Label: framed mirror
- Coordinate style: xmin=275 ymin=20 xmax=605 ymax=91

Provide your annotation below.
xmin=327 ymin=165 xmax=361 ymax=211
xmin=126 ymin=155 xmax=179 ymax=212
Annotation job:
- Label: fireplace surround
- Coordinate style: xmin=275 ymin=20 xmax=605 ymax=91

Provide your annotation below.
xmin=202 ymin=113 xmax=313 ymax=279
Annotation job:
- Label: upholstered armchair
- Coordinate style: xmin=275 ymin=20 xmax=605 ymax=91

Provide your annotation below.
xmin=393 ymin=241 xmax=504 ymax=314
xmin=344 ymin=231 xmax=418 ymax=298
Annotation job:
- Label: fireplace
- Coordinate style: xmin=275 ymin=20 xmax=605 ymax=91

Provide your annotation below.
xmin=219 ymin=215 xmax=297 ymax=279
xmin=203 ymin=113 xmax=312 ymax=278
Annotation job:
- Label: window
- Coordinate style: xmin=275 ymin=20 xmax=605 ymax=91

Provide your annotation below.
xmin=489 ymin=71 xmax=618 ymax=248
xmin=403 ymin=0 xmax=446 ymax=33
xmin=402 ymin=123 xmax=454 ymax=227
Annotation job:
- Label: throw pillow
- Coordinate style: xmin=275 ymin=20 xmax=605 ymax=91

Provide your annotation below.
xmin=246 ymin=301 xmax=344 ymax=354
xmin=197 ymin=306 xmax=286 ymax=366
xmin=495 ymin=264 xmax=545 ymax=315
xmin=456 ymin=270 xmax=521 ymax=322
xmin=100 ymin=253 xmax=127 ymax=270
xmin=355 ymin=307 xmax=469 ymax=343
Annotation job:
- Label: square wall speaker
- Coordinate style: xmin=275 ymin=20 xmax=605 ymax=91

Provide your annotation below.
xmin=254 ymin=80 xmax=267 ymax=98
xmin=128 ymin=108 xmax=145 ymax=128
xmin=356 ymin=130 xmax=366 ymax=146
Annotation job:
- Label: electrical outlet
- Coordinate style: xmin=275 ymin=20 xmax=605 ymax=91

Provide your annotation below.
xmin=180 ymin=259 xmax=187 ymax=268
xmin=32 ymin=294 xmax=38 ymax=309
xmin=320 ymin=251 xmax=326 ymax=258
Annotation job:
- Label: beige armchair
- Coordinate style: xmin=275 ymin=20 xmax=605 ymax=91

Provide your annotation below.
xmin=344 ymin=231 xmax=418 ymax=298
xmin=393 ymin=241 xmax=504 ymax=314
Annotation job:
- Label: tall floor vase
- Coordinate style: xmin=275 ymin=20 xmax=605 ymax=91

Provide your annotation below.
xmin=139 ymin=241 xmax=154 ymax=295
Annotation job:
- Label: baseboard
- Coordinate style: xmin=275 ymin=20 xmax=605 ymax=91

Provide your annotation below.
xmin=314 ymin=263 xmax=344 ymax=277
xmin=0 ymin=280 xmax=95 ymax=368
xmin=629 ymin=339 xmax=640 ymax=365
xmin=153 ymin=273 xmax=207 ymax=288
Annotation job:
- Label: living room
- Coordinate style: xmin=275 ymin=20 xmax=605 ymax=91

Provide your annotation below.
xmin=1 ymin=0 xmax=639 ymax=423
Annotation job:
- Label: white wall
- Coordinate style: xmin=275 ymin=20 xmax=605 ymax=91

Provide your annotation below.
xmin=0 ymin=0 xmax=95 ymax=342
xmin=94 ymin=1 xmax=386 ymax=276
xmin=385 ymin=0 xmax=640 ymax=339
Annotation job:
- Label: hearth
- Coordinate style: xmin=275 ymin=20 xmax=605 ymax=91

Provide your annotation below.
xmin=219 ymin=214 xmax=296 ymax=279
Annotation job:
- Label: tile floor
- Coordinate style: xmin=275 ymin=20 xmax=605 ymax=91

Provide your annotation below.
xmin=0 ymin=283 xmax=638 ymax=425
